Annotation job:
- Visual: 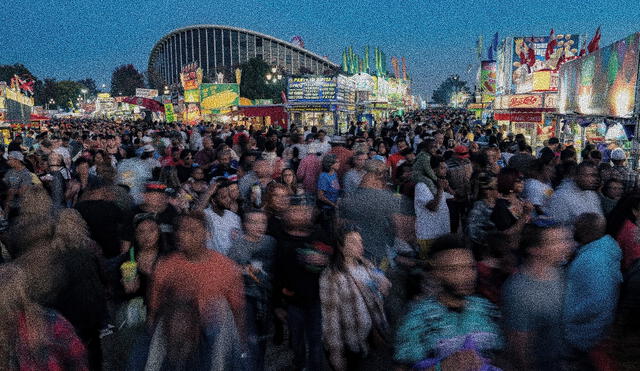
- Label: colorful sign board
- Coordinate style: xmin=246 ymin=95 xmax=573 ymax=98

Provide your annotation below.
xmin=287 ymin=76 xmax=337 ymax=101
xmin=184 ymin=89 xmax=200 ymax=103
xmin=200 ymin=83 xmax=240 ymax=110
xmin=511 ymin=34 xmax=580 ymax=93
xmin=288 ymin=104 xmax=333 ymax=111
xmin=180 ymin=64 xmax=203 ymax=91
xmin=480 ymin=61 xmax=497 ymax=103
xmin=164 ymin=103 xmax=175 ymax=123
xmin=184 ymin=103 xmax=201 ymax=124
xmin=531 ymin=70 xmax=559 ymax=92
xmin=135 ymin=88 xmax=158 ymax=98
xmin=508 ymin=94 xmax=543 ymax=109
xmin=558 ymin=33 xmax=640 ymax=118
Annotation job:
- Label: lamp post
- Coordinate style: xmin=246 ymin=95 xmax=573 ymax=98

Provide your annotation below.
xmin=265 ymin=66 xmax=283 ymax=84
xmin=81 ymin=88 xmax=88 ymax=102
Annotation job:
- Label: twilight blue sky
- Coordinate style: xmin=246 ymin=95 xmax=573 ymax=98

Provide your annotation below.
xmin=2 ymin=0 xmax=639 ymax=97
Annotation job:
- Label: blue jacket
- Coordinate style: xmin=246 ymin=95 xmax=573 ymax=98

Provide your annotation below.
xmin=563 ymin=235 xmax=622 ymax=351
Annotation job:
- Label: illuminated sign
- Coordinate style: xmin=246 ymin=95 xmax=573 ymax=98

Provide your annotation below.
xmin=135 ymin=88 xmax=159 ymax=98
xmin=559 ymin=33 xmax=640 ymax=118
xmin=287 ymin=76 xmax=337 ymax=102
xmin=508 ymin=94 xmax=543 ymax=108
xmin=288 ymin=104 xmax=333 ymax=112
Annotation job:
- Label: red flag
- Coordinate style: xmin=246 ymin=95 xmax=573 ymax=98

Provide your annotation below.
xmin=281 ymin=91 xmax=287 ymax=103
xmin=579 ymin=47 xmax=586 ymax=57
xmin=519 ymin=51 xmax=527 ymax=65
xmin=587 ymin=26 xmax=601 ymax=53
xmin=527 ymin=44 xmax=536 ymax=67
xmin=556 ymin=53 xmax=566 ymax=70
xmin=545 ymin=29 xmax=558 ymax=60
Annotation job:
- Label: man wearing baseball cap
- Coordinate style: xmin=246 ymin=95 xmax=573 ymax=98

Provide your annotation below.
xmin=446 ymin=145 xmax=473 ymax=233
xmin=602 ymin=148 xmax=640 ymax=193
xmin=2 ymin=151 xmax=33 ymax=218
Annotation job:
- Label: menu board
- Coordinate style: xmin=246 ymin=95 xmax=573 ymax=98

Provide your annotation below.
xmin=287 ymin=77 xmax=337 ymax=102
xmin=336 ymin=75 xmax=356 ymax=103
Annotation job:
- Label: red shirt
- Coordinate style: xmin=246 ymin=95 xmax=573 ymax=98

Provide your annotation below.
xmin=150 ymin=250 xmax=245 ymax=326
xmin=387 ymin=153 xmax=406 ymax=180
xmin=616 ymin=219 xmax=640 ymax=271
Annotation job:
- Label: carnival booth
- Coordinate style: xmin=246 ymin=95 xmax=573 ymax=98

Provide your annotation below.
xmin=493 ymin=32 xmax=584 ymax=148
xmin=557 ymin=32 xmax=640 ymax=167
xmin=233 ymin=105 xmax=288 ymax=130
xmin=493 ymin=91 xmax=558 ymax=147
xmin=286 ymin=75 xmax=356 ymax=135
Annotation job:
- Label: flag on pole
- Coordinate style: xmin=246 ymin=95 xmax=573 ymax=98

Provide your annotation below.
xmin=527 ymin=43 xmax=536 ymax=67
xmin=587 ymin=26 xmax=602 ymax=53
xmin=545 ymin=29 xmax=558 ymax=60
xmin=491 ymin=32 xmax=499 ymax=52
xmin=476 ymin=35 xmax=484 ymax=60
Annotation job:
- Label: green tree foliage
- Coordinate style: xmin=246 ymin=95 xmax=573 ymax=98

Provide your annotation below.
xmin=111 ymin=64 xmax=145 ymax=96
xmin=238 ymin=58 xmax=285 ymax=103
xmin=0 ymin=63 xmax=36 ymax=85
xmin=57 ymin=80 xmax=85 ymax=109
xmin=431 ymin=75 xmax=470 ymax=105
xmin=78 ymin=78 xmax=98 ymax=97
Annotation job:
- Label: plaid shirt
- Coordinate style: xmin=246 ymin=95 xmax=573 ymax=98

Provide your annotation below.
xmin=446 ymin=158 xmax=473 ymax=200
xmin=602 ymin=165 xmax=640 ymax=194
xmin=15 ymin=310 xmax=88 ymax=371
xmin=319 ymin=264 xmax=389 ymax=370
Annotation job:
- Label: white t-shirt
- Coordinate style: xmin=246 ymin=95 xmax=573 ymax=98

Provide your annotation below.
xmin=204 ymin=208 xmax=241 ymax=256
xmin=414 ymin=182 xmax=454 ymax=240
xmin=522 ymin=178 xmax=553 ymax=207
xmin=544 ymin=179 xmax=603 ymax=224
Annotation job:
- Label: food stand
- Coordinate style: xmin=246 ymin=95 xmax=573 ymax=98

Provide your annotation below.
xmin=493 ymin=91 xmax=557 ymax=147
xmin=286 ymin=75 xmax=356 ymax=134
xmin=233 ymin=105 xmax=288 ymax=130
xmin=557 ymin=32 xmax=640 ymax=167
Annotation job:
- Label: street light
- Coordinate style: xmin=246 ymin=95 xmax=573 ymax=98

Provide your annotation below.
xmin=81 ymin=88 xmax=88 ymax=102
xmin=271 ymin=67 xmax=277 ymax=74
xmin=266 ymin=73 xmax=273 ymax=81
xmin=164 ymin=85 xmax=169 ymax=95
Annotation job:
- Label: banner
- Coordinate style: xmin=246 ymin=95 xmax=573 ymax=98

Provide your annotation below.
xmin=512 ymin=34 xmax=580 ymax=93
xmin=507 ymin=94 xmax=543 ymax=109
xmin=120 ymin=97 xmax=165 ymax=112
xmin=559 ymin=33 xmax=640 ymax=118
xmin=184 ymin=89 xmax=200 ymax=103
xmin=184 ymin=103 xmax=201 ymax=124
xmin=480 ymin=61 xmax=497 ymax=103
xmin=200 ymin=83 xmax=240 ymax=110
xmin=164 ymin=103 xmax=175 ymax=123
xmin=135 ymin=88 xmax=158 ymax=98
xmin=287 ymin=76 xmax=337 ymax=101
xmin=180 ymin=63 xmax=203 ymax=91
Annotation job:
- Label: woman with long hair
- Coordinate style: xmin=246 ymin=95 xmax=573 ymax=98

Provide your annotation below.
xmin=280 ymin=167 xmax=305 ymax=199
xmin=49 ymin=208 xmax=108 ymax=370
xmin=0 ymin=264 xmax=89 ymax=370
xmin=490 ymin=168 xmax=533 ymax=247
xmin=66 ymin=157 xmax=99 ymax=207
xmin=320 ymin=228 xmax=391 ymax=371
xmin=5 ymin=185 xmax=56 ymax=258
xmin=123 ymin=216 xmax=166 ymax=300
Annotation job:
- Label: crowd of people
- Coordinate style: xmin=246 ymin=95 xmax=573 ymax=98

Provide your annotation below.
xmin=0 ymin=108 xmax=639 ymax=370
